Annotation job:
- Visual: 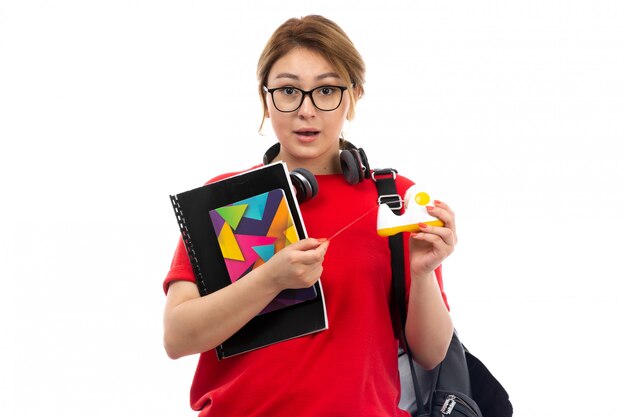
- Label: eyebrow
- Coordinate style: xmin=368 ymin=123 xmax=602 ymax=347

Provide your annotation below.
xmin=273 ymin=72 xmax=341 ymax=81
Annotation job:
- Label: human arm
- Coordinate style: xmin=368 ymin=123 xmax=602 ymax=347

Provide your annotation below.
xmin=404 ymin=200 xmax=456 ymax=370
xmin=163 ymin=238 xmax=329 ymax=359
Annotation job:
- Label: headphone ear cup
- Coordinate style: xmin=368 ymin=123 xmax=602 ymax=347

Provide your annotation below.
xmin=290 ymin=168 xmax=319 ymax=203
xmin=357 ymin=147 xmax=371 ymax=179
xmin=340 ymin=149 xmax=363 ymax=185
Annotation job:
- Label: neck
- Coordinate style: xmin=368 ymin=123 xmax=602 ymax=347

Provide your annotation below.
xmin=283 ymin=156 xmax=342 ymax=176
xmin=271 ymin=143 xmax=343 ymax=175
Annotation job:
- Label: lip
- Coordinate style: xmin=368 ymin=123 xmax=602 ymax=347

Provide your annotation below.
xmin=293 ymin=128 xmax=320 ymax=142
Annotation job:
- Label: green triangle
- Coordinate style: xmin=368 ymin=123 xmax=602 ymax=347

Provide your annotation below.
xmin=216 ymin=204 xmax=248 ymax=230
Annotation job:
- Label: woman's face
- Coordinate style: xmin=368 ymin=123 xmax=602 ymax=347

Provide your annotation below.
xmin=265 ymin=47 xmax=351 ymax=174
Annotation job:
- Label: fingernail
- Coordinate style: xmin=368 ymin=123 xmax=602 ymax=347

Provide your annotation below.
xmin=434 ymin=200 xmax=442 ymax=205
xmin=418 ymin=223 xmax=428 ymax=229
xmin=426 ymin=206 xmax=434 ymax=211
xmin=317 ymin=238 xmax=328 ymax=242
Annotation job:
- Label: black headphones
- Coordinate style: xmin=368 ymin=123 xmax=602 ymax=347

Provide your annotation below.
xmin=263 ymin=139 xmax=371 ymax=203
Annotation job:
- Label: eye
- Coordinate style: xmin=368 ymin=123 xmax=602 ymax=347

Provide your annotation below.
xmin=317 ymin=86 xmax=337 ymax=96
xmin=279 ymin=87 xmax=298 ymax=96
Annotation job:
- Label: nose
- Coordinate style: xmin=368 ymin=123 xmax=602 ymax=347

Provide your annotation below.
xmin=297 ymin=93 xmax=316 ymax=118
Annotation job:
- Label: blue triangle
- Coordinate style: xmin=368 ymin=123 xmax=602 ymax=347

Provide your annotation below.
xmin=252 ymin=244 xmax=275 ymax=262
xmin=238 ymin=192 xmax=269 ymax=220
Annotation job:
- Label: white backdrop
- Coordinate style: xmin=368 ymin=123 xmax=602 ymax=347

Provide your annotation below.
xmin=1 ymin=1 xmax=625 ymax=416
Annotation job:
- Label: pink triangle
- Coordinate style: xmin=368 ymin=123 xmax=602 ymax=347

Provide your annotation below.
xmin=224 ymin=235 xmax=276 ymax=282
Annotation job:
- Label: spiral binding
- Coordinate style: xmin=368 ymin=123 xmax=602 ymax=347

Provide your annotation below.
xmin=170 ymin=194 xmax=207 ymax=295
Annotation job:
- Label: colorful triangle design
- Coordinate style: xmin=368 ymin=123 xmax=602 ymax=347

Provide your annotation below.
xmin=216 ymin=223 xmax=244 ymax=261
xmin=216 ymin=204 xmax=248 ymax=230
xmin=252 ymin=244 xmax=276 ymax=263
xmin=237 ymin=192 xmax=269 ymax=221
xmin=224 ymin=234 xmax=276 ymax=282
xmin=284 ymin=224 xmax=299 ymax=245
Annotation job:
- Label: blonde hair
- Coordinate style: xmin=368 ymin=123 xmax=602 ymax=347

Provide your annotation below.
xmin=257 ymin=15 xmax=366 ymax=130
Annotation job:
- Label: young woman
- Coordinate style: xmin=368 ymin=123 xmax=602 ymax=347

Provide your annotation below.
xmin=163 ymin=15 xmax=456 ymax=417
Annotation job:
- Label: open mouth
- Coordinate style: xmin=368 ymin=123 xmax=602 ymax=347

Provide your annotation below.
xmin=294 ymin=128 xmax=320 ymax=141
xmin=295 ymin=129 xmax=320 ymax=136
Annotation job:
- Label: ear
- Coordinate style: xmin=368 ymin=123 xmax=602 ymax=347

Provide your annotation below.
xmin=353 ymin=85 xmax=364 ymax=100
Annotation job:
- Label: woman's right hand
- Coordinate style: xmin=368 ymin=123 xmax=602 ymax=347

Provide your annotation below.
xmin=164 ymin=237 xmax=329 ymax=359
xmin=263 ymin=238 xmax=329 ymax=291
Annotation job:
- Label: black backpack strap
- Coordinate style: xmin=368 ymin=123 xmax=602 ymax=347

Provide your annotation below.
xmin=372 ymin=169 xmax=427 ymax=417
xmin=372 ymin=169 xmax=405 ymax=325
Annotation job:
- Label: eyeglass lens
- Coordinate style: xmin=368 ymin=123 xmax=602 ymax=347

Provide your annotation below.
xmin=272 ymin=86 xmax=344 ymax=112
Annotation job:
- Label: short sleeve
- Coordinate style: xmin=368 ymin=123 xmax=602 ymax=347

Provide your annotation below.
xmin=163 ymin=237 xmax=196 ymax=295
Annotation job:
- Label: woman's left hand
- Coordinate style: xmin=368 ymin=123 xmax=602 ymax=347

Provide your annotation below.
xmin=408 ymin=200 xmax=458 ymax=278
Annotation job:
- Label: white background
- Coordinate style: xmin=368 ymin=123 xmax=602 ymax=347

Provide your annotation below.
xmin=1 ymin=1 xmax=625 ymax=416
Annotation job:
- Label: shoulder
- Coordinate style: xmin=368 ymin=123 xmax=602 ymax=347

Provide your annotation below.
xmin=394 ymin=173 xmax=415 ymax=193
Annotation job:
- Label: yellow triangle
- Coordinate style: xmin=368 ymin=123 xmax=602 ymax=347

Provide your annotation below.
xmin=217 ymin=224 xmax=244 ymax=261
xmin=284 ymin=225 xmax=299 ymax=246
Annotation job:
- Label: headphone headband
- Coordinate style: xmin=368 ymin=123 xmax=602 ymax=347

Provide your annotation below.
xmin=262 ymin=143 xmax=281 ymax=166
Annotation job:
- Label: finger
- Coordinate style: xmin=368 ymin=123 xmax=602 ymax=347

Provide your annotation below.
xmin=416 ymin=223 xmax=456 ymax=247
xmin=308 ymin=265 xmax=324 ymax=284
xmin=298 ymin=240 xmax=330 ymax=265
xmin=410 ymin=232 xmax=453 ymax=259
xmin=433 ymin=199 xmax=453 ymax=213
xmin=426 ymin=204 xmax=457 ymax=240
xmin=426 ymin=204 xmax=454 ymax=226
xmin=290 ymin=237 xmax=325 ymax=251
xmin=410 ymin=230 xmax=445 ymax=248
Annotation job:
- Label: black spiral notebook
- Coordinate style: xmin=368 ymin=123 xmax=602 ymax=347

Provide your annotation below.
xmin=170 ymin=162 xmax=328 ymax=359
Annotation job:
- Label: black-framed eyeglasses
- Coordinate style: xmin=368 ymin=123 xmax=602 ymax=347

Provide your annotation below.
xmin=263 ymin=85 xmax=349 ymax=112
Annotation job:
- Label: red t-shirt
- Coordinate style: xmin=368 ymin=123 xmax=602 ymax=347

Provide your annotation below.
xmin=164 ymin=171 xmax=448 ymax=417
